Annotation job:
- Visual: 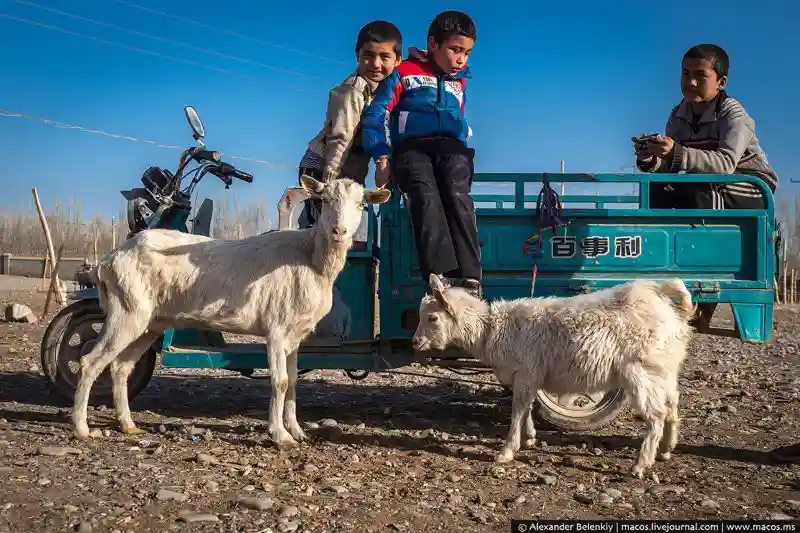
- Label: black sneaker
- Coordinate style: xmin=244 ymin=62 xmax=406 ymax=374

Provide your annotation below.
xmin=461 ymin=278 xmax=483 ymax=299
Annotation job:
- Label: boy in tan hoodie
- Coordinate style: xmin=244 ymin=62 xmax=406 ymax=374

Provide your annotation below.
xmin=297 ymin=20 xmax=402 ymax=227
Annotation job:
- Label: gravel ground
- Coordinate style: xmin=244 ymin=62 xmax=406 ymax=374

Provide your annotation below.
xmin=0 ymin=274 xmax=799 ymax=532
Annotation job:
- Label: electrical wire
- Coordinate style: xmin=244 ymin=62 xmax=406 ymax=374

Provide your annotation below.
xmin=10 ymin=0 xmax=325 ymax=81
xmin=111 ymin=0 xmax=349 ymax=67
xmin=0 ymin=12 xmax=307 ymax=90
xmin=0 ymin=108 xmax=294 ymax=168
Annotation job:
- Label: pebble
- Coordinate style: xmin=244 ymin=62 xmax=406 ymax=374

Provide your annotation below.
xmin=597 ymin=493 xmax=614 ymax=505
xmin=771 ymin=513 xmax=794 ymax=520
xmin=303 ymin=463 xmax=319 ymax=474
xmin=320 ymin=419 xmax=338 ymax=428
xmin=62 ymin=505 xmax=79 ymax=513
xmin=156 ymin=489 xmax=187 ymax=502
xmin=278 ymin=521 xmax=300 ymax=533
xmin=88 ymin=428 xmax=103 ymax=438
xmin=236 ymin=495 xmax=275 ymax=511
xmin=177 ymin=510 xmax=219 ymax=523
xmin=700 ymin=499 xmax=720 ymax=509
xmin=574 ymin=493 xmax=594 ymax=505
xmin=194 ymin=453 xmax=218 ymax=465
xmin=535 ymin=475 xmax=557 ymax=486
xmin=322 ymin=485 xmax=348 ymax=496
xmin=76 ymin=522 xmax=93 ymax=533
xmin=203 ymin=480 xmax=219 ymax=493
xmin=36 ymin=446 xmax=82 ymax=457
xmin=157 ymin=424 xmax=167 ymax=434
xmin=280 ymin=506 xmax=299 ymax=518
xmin=603 ymin=488 xmax=623 ymax=499
xmin=647 ymin=484 xmax=685 ymax=495
xmin=303 ymin=422 xmax=320 ymax=430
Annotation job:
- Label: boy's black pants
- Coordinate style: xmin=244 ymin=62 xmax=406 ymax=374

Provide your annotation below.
xmin=392 ymin=137 xmax=482 ymax=282
xmin=649 ymin=182 xmax=766 ymax=209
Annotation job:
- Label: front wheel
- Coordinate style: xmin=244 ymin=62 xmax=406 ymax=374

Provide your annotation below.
xmin=533 ymin=389 xmax=628 ymax=432
xmin=40 ymin=299 xmax=158 ymax=407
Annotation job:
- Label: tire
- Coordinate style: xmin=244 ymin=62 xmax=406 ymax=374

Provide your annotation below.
xmin=40 ymin=299 xmax=158 ymax=407
xmin=533 ymin=388 xmax=628 ymax=432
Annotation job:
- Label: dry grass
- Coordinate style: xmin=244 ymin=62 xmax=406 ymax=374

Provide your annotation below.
xmin=0 ymin=194 xmax=273 ymax=260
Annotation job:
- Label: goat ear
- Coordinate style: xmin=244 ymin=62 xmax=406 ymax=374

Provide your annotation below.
xmin=429 ymin=273 xmax=445 ymax=292
xmin=299 ymin=174 xmax=326 ymax=195
xmin=364 ymin=188 xmax=391 ymax=204
xmin=432 ymin=287 xmax=456 ymax=317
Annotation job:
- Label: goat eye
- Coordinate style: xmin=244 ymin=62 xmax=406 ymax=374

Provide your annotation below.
xmin=429 ymin=315 xmax=439 ymax=323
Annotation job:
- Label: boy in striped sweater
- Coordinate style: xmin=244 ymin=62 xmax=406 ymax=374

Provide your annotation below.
xmin=633 ymin=43 xmax=779 ymax=210
xmin=297 ymin=20 xmax=402 ymax=227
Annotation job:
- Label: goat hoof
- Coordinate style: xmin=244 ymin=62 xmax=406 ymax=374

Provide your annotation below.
xmin=122 ymin=426 xmax=147 ymax=436
xmin=288 ymin=427 xmax=309 ymax=442
xmin=495 ymin=450 xmax=515 ymax=463
xmin=629 ymin=465 xmax=645 ymax=479
xmin=269 ymin=429 xmax=298 ymax=449
xmin=657 ymin=451 xmax=672 ymax=461
xmin=73 ymin=428 xmax=92 ymax=441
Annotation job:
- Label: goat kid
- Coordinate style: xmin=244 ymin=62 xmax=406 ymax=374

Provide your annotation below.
xmin=412 ymin=274 xmax=695 ymax=478
xmin=73 ymin=176 xmax=390 ymax=448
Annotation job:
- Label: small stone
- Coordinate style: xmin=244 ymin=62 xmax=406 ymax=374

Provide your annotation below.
xmin=303 ymin=422 xmax=320 ymax=430
xmin=157 ymin=424 xmax=167 ymax=434
xmin=722 ymin=405 xmax=738 ymax=414
xmin=278 ymin=521 xmax=299 ymax=533
xmin=76 ymin=522 xmax=93 ymax=533
xmin=36 ymin=446 xmax=82 ymax=457
xmin=592 ymin=448 xmax=604 ymax=456
xmin=194 ymin=453 xmax=218 ymax=465
xmin=647 ymin=484 xmax=686 ymax=495
xmin=156 ymin=488 xmax=187 ymax=502
xmin=62 ymin=504 xmax=79 ymax=513
xmin=535 ymin=475 xmax=557 ymax=486
xmin=89 ymin=428 xmax=103 ymax=438
xmin=539 ymin=441 xmax=548 ymax=447
xmin=177 ymin=510 xmax=219 ymax=523
xmin=700 ymin=499 xmax=719 ymax=509
xmin=574 ymin=493 xmax=594 ymax=505
xmin=280 ymin=506 xmax=299 ymax=518
xmin=5 ymin=303 xmax=36 ymax=323
xmin=650 ymin=473 xmax=660 ymax=484
xmin=771 ymin=513 xmax=794 ymax=520
xmin=203 ymin=480 xmax=219 ymax=493
xmin=597 ymin=493 xmax=614 ymax=505
xmin=447 ymin=474 xmax=461 ymax=483
xmin=322 ymin=485 xmax=348 ymax=496
xmin=303 ymin=463 xmax=319 ymax=474
xmin=320 ymin=419 xmax=338 ymax=428
xmin=603 ymin=488 xmax=623 ymax=499
xmin=236 ymin=495 xmax=275 ymax=511
xmin=350 ymin=454 xmax=359 ymax=463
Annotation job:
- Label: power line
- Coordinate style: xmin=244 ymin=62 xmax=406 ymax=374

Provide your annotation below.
xmin=111 ymin=0 xmax=349 ymax=67
xmin=11 ymin=0 xmax=324 ymax=82
xmin=0 ymin=107 xmax=294 ymax=169
xmin=0 ymin=12 xmax=307 ymax=90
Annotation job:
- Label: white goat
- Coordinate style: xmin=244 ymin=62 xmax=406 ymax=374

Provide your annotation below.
xmin=412 ymin=274 xmax=695 ymax=478
xmin=73 ymin=176 xmax=390 ymax=448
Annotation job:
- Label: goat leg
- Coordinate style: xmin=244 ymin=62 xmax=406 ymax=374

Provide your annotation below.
xmin=111 ymin=333 xmax=159 ymax=435
xmin=266 ymin=337 xmax=298 ymax=448
xmin=522 ymin=401 xmax=537 ymax=449
xmin=496 ymin=377 xmax=537 ymax=463
xmin=283 ymin=349 xmax=308 ymax=442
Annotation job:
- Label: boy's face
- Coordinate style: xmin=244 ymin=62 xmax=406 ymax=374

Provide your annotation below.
xmin=428 ymin=35 xmax=473 ymax=74
xmin=357 ymin=41 xmax=401 ymax=83
xmin=681 ymin=57 xmax=727 ymax=103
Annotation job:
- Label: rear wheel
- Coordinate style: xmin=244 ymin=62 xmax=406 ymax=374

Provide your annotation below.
xmin=533 ymin=389 xmax=628 ymax=432
xmin=40 ymin=299 xmax=158 ymax=407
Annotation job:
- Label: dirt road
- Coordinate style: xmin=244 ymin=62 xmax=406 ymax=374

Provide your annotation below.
xmin=0 ymin=274 xmax=798 ymax=532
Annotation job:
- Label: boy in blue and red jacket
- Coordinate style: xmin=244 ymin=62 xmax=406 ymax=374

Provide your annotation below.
xmin=362 ymin=10 xmax=482 ymax=298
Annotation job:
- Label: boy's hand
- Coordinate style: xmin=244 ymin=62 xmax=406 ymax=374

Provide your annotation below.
xmin=631 ymin=134 xmax=675 ymax=159
xmin=375 ymin=157 xmax=391 ymax=188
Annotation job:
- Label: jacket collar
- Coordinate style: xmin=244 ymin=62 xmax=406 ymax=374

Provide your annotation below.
xmin=407 ymin=47 xmax=471 ymax=79
xmin=673 ymin=90 xmax=728 ymax=124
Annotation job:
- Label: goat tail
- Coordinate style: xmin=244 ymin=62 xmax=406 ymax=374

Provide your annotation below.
xmin=656 ymin=279 xmax=695 ymax=321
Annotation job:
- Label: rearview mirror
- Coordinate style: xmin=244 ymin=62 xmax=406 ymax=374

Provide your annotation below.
xmin=184 ymin=105 xmax=205 ymax=139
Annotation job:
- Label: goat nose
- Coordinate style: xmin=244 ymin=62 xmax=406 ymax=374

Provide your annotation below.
xmin=332 ymin=226 xmax=346 ymax=236
xmin=411 ymin=337 xmax=421 ymax=349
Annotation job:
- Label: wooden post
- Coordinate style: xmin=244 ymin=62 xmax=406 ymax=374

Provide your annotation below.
xmin=774 ymin=277 xmax=781 ymax=305
xmin=793 ymin=269 xmax=797 ymax=305
xmin=41 ymin=243 xmax=64 ymax=320
xmin=93 ymin=228 xmax=99 ymax=265
xmin=31 ymin=188 xmax=65 ymax=306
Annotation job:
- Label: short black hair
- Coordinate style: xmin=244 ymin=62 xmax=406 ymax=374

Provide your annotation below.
xmin=355 ymin=20 xmax=403 ymax=57
xmin=427 ymin=10 xmax=476 ymax=45
xmin=683 ymin=44 xmax=729 ymax=78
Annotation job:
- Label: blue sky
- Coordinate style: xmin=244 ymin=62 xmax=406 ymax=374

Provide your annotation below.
xmin=0 ymin=0 xmax=797 ymax=226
